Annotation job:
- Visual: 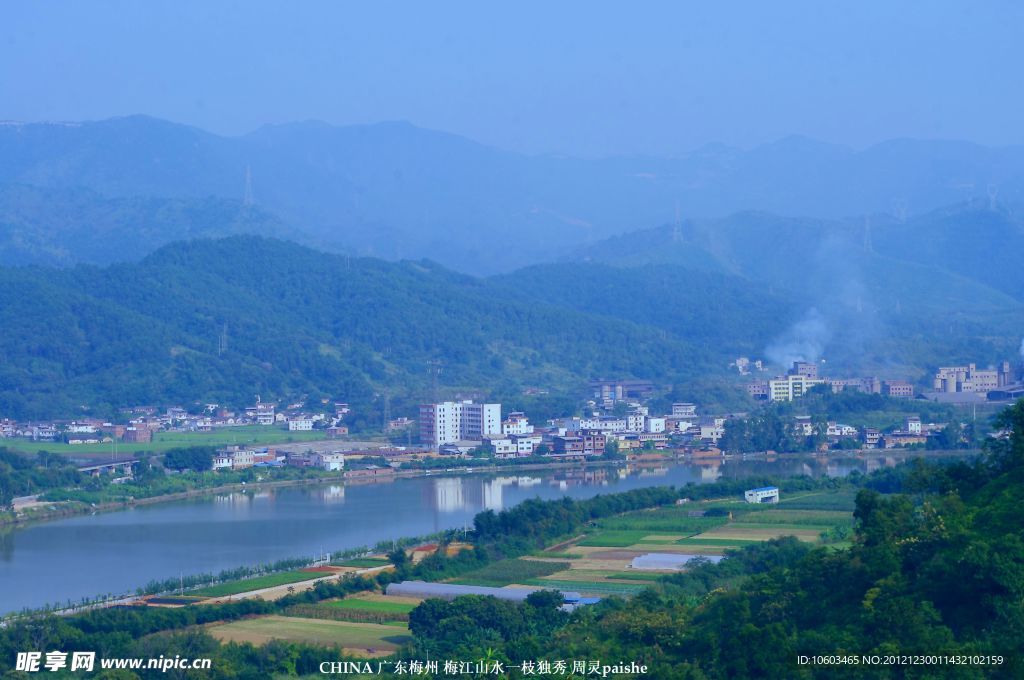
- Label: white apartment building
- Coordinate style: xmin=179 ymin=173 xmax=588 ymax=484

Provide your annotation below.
xmin=419 ymin=401 xmax=502 ymax=448
xmin=562 ymin=417 xmax=628 ymax=433
xmin=769 ymin=375 xmax=827 ymax=402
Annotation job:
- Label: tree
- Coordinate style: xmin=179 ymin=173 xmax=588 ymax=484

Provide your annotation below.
xmin=162 ymin=447 xmax=215 ymax=472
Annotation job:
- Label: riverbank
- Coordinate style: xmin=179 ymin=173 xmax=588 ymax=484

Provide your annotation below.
xmin=0 ymin=456 xmax=635 ymax=529
xmin=3 ymin=448 xmax=973 ymax=530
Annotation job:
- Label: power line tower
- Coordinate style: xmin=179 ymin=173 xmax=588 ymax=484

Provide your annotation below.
xmin=383 ymin=391 xmax=392 ymax=427
xmin=988 ymin=184 xmax=999 ymax=211
xmin=217 ymin=323 xmax=228 ymax=356
xmin=672 ymin=201 xmax=682 ymax=243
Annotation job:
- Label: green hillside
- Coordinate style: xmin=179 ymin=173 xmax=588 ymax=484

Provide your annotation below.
xmin=0 ymin=237 xmax=745 ymax=421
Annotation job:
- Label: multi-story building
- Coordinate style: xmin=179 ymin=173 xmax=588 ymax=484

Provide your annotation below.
xmin=644 ymin=417 xmax=666 ymax=433
xmin=561 ymin=417 xmax=628 ymax=433
xmin=790 ymin=361 xmax=819 ymax=379
xmin=501 ymin=412 xmax=534 ymax=435
xmin=552 ymin=435 xmax=585 ymax=454
xmin=672 ymin=403 xmax=697 ymax=418
xmin=122 ymin=426 xmax=152 ymax=443
xmin=883 ymin=381 xmax=914 ymax=398
xmin=746 ymin=381 xmax=769 ymax=400
xmin=419 ymin=401 xmax=501 ymax=448
xmin=589 ymin=379 xmax=655 ymax=404
xmin=768 ymin=375 xmax=827 ymax=401
xmin=288 ymin=418 xmax=314 ymax=431
xmin=313 ymin=452 xmax=345 ymax=471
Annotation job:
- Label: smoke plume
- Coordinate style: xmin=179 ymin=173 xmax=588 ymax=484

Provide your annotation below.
xmin=766 ymin=308 xmax=832 ymax=368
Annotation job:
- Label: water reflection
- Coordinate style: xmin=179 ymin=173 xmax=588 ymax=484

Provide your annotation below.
xmin=0 ymin=453 xmax=963 ymax=614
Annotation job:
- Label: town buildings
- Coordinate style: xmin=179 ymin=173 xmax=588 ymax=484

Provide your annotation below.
xmin=418 ymin=401 xmax=502 ymax=449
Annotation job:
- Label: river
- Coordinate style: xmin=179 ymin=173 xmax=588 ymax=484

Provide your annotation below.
xmin=0 ymin=455 xmax=909 ymax=614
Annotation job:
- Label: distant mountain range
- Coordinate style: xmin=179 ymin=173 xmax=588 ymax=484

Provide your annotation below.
xmin=2 ymin=116 xmax=1024 ymax=272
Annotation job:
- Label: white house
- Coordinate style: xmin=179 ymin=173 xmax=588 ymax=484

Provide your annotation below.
xmin=313 ymin=452 xmax=345 ymax=471
xmin=744 ymin=486 xmax=780 ymax=504
xmin=288 ymin=418 xmax=314 ymax=431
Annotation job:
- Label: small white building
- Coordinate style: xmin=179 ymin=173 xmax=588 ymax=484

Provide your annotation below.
xmin=313 ymin=452 xmax=345 ymax=471
xmin=644 ymin=417 xmax=666 ymax=434
xmin=288 ymin=418 xmax=314 ymax=431
xmin=212 ymin=453 xmax=234 ymax=470
xmin=744 ymin=486 xmax=780 ymax=504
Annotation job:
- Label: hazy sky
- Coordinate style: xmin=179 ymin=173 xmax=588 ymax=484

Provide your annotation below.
xmin=3 ymin=1 xmax=1022 ymax=157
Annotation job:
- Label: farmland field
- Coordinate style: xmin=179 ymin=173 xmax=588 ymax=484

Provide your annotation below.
xmin=10 ymin=425 xmax=325 ymax=456
xmin=531 ymin=551 xmax=584 ymax=559
xmin=605 ymin=572 xmax=664 ymax=582
xmin=675 ymin=537 xmax=760 ymax=547
xmin=191 ymin=571 xmax=321 ymax=597
xmin=734 ymin=509 xmax=852 ymax=525
xmin=695 ymin=525 xmax=824 ymax=541
xmin=597 ymin=511 xmax=728 ymax=534
xmin=449 ymin=558 xmax=569 ymax=587
xmin=776 ymin=490 xmax=859 ymax=511
xmin=335 ymin=557 xmax=391 ymax=568
xmin=325 ymin=598 xmax=417 ymax=615
xmin=577 ymin=530 xmax=685 ymax=547
xmin=208 ymin=615 xmax=411 ymax=654
xmin=526 ymin=579 xmax=646 ymax=596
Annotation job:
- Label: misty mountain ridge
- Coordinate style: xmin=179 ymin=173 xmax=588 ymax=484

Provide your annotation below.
xmin=3 ymin=115 xmax=1024 ymax=273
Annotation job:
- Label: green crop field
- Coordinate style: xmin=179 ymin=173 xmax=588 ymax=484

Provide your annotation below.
xmin=734 ymin=509 xmax=852 ymax=525
xmin=336 ymin=558 xmax=391 ymax=568
xmin=449 ymin=558 xmax=569 ymax=587
xmin=209 ymin=615 xmax=412 ymax=652
xmin=676 ymin=537 xmax=763 ymax=547
xmin=531 ymin=551 xmax=584 ymax=559
xmin=325 ymin=599 xmax=417 ymax=614
xmin=605 ymin=572 xmax=665 ymax=582
xmin=526 ymin=579 xmax=646 ymax=596
xmin=777 ymin=491 xmax=859 ymax=511
xmin=577 ymin=532 xmax=655 ymax=548
xmin=191 ymin=570 xmax=320 ymax=597
xmin=597 ymin=510 xmax=729 ymax=534
xmin=11 ymin=425 xmax=325 ymax=456
xmin=726 ymin=522 xmax=838 ymax=532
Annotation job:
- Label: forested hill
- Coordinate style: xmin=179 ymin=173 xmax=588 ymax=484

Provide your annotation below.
xmin=0 ymin=237 xmax=784 ymax=420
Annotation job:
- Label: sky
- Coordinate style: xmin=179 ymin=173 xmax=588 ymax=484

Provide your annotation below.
xmin=2 ymin=1 xmax=1022 ymax=157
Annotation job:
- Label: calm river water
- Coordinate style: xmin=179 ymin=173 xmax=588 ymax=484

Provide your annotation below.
xmin=0 ymin=455 xmax=906 ymax=614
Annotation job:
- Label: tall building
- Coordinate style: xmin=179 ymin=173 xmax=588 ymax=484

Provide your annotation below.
xmin=768 ymin=375 xmax=827 ymax=402
xmin=419 ymin=401 xmax=501 ymax=448
xmin=789 ymin=361 xmax=819 ymax=379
